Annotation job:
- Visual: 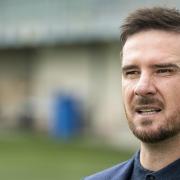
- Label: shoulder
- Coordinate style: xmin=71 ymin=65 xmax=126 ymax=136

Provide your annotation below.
xmin=84 ymin=157 xmax=135 ymax=180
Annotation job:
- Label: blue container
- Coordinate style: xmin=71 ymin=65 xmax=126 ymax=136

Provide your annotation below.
xmin=52 ymin=95 xmax=81 ymax=139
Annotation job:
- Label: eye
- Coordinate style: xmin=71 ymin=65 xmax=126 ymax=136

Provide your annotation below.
xmin=156 ymin=68 xmax=176 ymax=75
xmin=123 ymin=70 xmax=140 ymax=78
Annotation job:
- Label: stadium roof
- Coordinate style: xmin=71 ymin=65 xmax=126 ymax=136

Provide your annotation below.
xmin=0 ymin=0 xmax=179 ymax=47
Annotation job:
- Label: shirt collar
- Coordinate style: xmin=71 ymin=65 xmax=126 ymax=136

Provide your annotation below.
xmin=133 ymin=151 xmax=180 ymax=180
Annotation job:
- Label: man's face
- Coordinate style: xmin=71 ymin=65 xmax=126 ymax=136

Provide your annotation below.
xmin=122 ymin=30 xmax=180 ymax=143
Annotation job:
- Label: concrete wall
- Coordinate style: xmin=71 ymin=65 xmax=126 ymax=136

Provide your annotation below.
xmin=0 ymin=49 xmax=35 ymax=129
xmin=30 ymin=43 xmax=138 ymax=147
xmin=0 ymin=44 xmax=139 ymax=148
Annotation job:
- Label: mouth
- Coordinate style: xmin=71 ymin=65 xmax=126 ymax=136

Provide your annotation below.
xmin=135 ymin=106 xmax=162 ymax=115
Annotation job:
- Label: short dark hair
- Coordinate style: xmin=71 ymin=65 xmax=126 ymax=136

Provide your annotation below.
xmin=120 ymin=7 xmax=180 ymax=48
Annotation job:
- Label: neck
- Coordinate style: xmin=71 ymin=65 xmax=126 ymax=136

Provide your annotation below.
xmin=140 ymin=134 xmax=180 ymax=171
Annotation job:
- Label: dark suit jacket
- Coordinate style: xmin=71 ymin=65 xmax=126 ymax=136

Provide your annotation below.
xmin=84 ymin=156 xmax=134 ymax=180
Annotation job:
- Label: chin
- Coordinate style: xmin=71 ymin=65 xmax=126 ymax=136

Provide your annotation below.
xmin=126 ymin=109 xmax=180 ymax=143
xmin=128 ymin=121 xmax=179 ymax=143
xmin=131 ymin=127 xmax=179 ymax=143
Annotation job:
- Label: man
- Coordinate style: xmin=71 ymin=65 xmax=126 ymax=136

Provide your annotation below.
xmin=85 ymin=7 xmax=180 ymax=180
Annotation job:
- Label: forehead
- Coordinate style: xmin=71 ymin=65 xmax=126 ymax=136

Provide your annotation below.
xmin=122 ymin=30 xmax=180 ymax=66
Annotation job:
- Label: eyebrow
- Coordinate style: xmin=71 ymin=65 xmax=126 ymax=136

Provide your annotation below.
xmin=151 ymin=63 xmax=180 ymax=69
xmin=122 ymin=63 xmax=180 ymax=72
xmin=122 ymin=65 xmax=139 ymax=72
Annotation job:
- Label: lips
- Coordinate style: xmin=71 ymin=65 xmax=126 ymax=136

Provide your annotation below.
xmin=135 ymin=106 xmax=162 ymax=115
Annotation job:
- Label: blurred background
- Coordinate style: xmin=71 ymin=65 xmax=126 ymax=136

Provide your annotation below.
xmin=0 ymin=0 xmax=180 ymax=179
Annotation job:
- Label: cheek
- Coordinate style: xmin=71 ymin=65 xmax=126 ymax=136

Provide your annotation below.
xmin=159 ymin=81 xmax=180 ymax=108
xmin=122 ymin=83 xmax=134 ymax=104
xmin=166 ymin=90 xmax=180 ymax=106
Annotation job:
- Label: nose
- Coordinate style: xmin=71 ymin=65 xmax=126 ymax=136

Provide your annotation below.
xmin=134 ymin=73 xmax=156 ymax=96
